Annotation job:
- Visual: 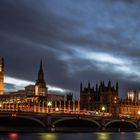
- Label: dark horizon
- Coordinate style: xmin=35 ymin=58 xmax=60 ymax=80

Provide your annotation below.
xmin=1 ymin=0 xmax=140 ymax=99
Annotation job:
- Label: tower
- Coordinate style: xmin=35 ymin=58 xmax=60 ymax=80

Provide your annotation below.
xmin=0 ymin=57 xmax=4 ymax=95
xmin=80 ymin=82 xmax=94 ymax=111
xmin=35 ymin=60 xmax=47 ymax=96
xmin=80 ymin=81 xmax=119 ymax=116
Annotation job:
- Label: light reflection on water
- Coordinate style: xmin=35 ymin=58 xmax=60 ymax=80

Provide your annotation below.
xmin=40 ymin=133 xmax=58 ymax=140
xmin=136 ymin=132 xmax=140 ymax=140
xmin=0 ymin=132 xmax=139 ymax=140
xmin=96 ymin=132 xmax=110 ymax=140
xmin=9 ymin=133 xmax=18 ymax=140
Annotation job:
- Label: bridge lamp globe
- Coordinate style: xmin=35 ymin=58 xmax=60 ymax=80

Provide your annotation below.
xmin=47 ymin=101 xmax=52 ymax=107
xmin=55 ymin=107 xmax=59 ymax=112
xmin=47 ymin=101 xmax=52 ymax=113
xmin=138 ymin=111 xmax=140 ymax=115
xmin=96 ymin=111 xmax=99 ymax=115
xmin=102 ymin=106 xmax=106 ymax=112
xmin=0 ymin=103 xmax=2 ymax=108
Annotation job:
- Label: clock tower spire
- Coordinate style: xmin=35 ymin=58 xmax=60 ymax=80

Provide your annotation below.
xmin=0 ymin=57 xmax=4 ymax=95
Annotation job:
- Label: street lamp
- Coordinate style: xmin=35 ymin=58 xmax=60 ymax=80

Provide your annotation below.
xmin=47 ymin=101 xmax=52 ymax=113
xmin=102 ymin=106 xmax=106 ymax=116
xmin=137 ymin=111 xmax=140 ymax=119
xmin=0 ymin=103 xmax=2 ymax=110
xmin=55 ymin=107 xmax=59 ymax=112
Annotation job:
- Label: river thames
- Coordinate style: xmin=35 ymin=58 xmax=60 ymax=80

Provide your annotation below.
xmin=1 ymin=132 xmax=140 ymax=140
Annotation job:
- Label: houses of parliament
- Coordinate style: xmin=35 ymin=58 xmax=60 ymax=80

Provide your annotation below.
xmin=0 ymin=57 xmax=140 ymax=118
xmin=0 ymin=57 xmax=80 ymax=113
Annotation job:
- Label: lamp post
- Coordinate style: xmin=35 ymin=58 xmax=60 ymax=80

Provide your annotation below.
xmin=102 ymin=106 xmax=106 ymax=116
xmin=138 ymin=111 xmax=140 ymax=118
xmin=55 ymin=107 xmax=59 ymax=112
xmin=47 ymin=101 xmax=52 ymax=113
xmin=0 ymin=103 xmax=2 ymax=111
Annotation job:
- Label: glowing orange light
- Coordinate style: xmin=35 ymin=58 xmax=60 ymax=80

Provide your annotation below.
xmin=11 ymin=113 xmax=16 ymax=117
xmin=9 ymin=133 xmax=18 ymax=138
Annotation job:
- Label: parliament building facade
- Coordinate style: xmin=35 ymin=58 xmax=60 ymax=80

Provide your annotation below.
xmin=0 ymin=57 xmax=140 ymax=118
xmin=80 ymin=81 xmax=119 ymax=116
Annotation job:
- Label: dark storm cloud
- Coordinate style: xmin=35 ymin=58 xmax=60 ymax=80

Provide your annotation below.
xmin=1 ymin=0 xmax=140 ymax=98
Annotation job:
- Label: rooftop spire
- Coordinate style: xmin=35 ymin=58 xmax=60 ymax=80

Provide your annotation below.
xmin=39 ymin=60 xmax=43 ymax=78
xmin=36 ymin=60 xmax=46 ymax=84
xmin=80 ymin=82 xmax=83 ymax=91
xmin=116 ymin=82 xmax=118 ymax=92
xmin=88 ymin=82 xmax=90 ymax=89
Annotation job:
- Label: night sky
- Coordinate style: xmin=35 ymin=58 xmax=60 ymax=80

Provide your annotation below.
xmin=0 ymin=0 xmax=140 ymax=98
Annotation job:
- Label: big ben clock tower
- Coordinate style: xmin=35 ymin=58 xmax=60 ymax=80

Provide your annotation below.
xmin=0 ymin=57 xmax=4 ymax=95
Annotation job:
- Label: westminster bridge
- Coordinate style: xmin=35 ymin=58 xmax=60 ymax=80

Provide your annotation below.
xmin=0 ymin=111 xmax=139 ymax=132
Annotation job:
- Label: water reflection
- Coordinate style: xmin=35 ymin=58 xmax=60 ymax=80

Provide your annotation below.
xmin=97 ymin=133 xmax=110 ymax=140
xmin=40 ymin=133 xmax=58 ymax=140
xmin=0 ymin=132 xmax=138 ymax=140
xmin=136 ymin=132 xmax=140 ymax=140
xmin=9 ymin=133 xmax=18 ymax=140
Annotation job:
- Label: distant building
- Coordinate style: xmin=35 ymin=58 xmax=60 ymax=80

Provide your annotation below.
xmin=127 ymin=90 xmax=140 ymax=103
xmin=35 ymin=60 xmax=47 ymax=96
xmin=3 ymin=57 xmax=140 ymax=118
xmin=47 ymin=94 xmax=64 ymax=101
xmin=0 ymin=59 xmax=79 ymax=113
xmin=0 ymin=60 xmax=48 ymax=111
xmin=25 ymin=85 xmax=35 ymax=96
xmin=80 ymin=81 xmax=119 ymax=116
xmin=118 ymin=89 xmax=140 ymax=118
xmin=119 ymin=99 xmax=140 ymax=118
xmin=48 ymin=94 xmax=80 ymax=113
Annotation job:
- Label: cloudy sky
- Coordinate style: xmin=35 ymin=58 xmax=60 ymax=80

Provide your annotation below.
xmin=0 ymin=0 xmax=140 ymax=98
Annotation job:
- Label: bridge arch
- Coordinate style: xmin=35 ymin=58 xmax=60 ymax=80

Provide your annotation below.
xmin=16 ymin=115 xmax=46 ymax=128
xmin=0 ymin=115 xmax=46 ymax=130
xmin=105 ymin=120 xmax=138 ymax=131
xmin=53 ymin=118 xmax=100 ymax=127
xmin=53 ymin=118 xmax=101 ymax=132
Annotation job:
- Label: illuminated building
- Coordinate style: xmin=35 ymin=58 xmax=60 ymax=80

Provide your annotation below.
xmin=2 ymin=57 xmax=140 ymax=117
xmin=80 ymin=81 xmax=119 ymax=116
xmin=128 ymin=90 xmax=134 ymax=101
xmin=35 ymin=60 xmax=47 ymax=96
xmin=127 ymin=90 xmax=140 ymax=103
xmin=47 ymin=94 xmax=80 ymax=113
xmin=119 ymin=99 xmax=140 ymax=118
xmin=25 ymin=85 xmax=35 ymax=96
xmin=65 ymin=94 xmax=80 ymax=113
xmin=0 ymin=59 xmax=79 ymax=113
xmin=47 ymin=94 xmax=64 ymax=101
xmin=0 ymin=57 xmax=4 ymax=95
xmin=0 ymin=60 xmax=48 ymax=111
xmin=119 ymin=89 xmax=140 ymax=118
xmin=137 ymin=90 xmax=140 ymax=102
